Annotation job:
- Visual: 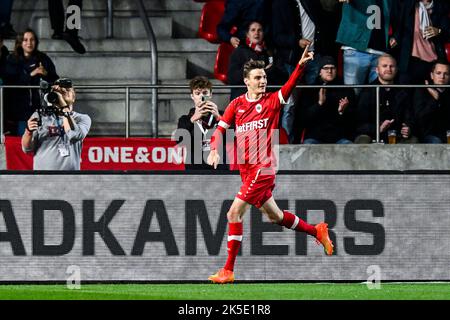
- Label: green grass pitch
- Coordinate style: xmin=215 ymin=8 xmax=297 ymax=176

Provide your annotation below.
xmin=0 ymin=283 xmax=449 ymax=300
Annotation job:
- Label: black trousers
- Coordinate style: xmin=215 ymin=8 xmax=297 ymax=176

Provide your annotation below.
xmin=48 ymin=0 xmax=83 ymax=34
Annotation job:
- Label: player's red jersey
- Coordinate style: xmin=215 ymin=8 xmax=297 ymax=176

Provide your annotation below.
xmin=211 ymin=63 xmax=305 ymax=172
xmin=217 ymin=91 xmax=286 ymax=171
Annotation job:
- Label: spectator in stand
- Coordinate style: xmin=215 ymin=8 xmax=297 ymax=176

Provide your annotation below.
xmin=4 ymin=28 xmax=59 ymax=136
xmin=228 ymin=21 xmax=287 ymax=100
xmin=176 ymin=76 xmax=228 ymax=170
xmin=0 ymin=35 xmax=9 ymax=85
xmin=336 ymin=0 xmax=400 ymax=88
xmin=319 ymin=0 xmax=343 ymax=61
xmin=299 ymin=56 xmax=356 ymax=144
xmin=272 ymin=0 xmax=338 ymax=84
xmin=49 ymin=0 xmax=86 ymax=54
xmin=355 ymin=54 xmax=418 ymax=144
xmin=0 ymin=0 xmax=16 ymax=39
xmin=413 ymin=59 xmax=450 ymax=143
xmin=392 ymin=0 xmax=450 ymax=84
xmin=217 ymin=0 xmax=270 ymax=48
xmin=271 ymin=0 xmax=334 ymax=143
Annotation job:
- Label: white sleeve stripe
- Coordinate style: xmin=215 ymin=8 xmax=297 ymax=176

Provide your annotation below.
xmin=218 ymin=120 xmax=230 ymax=129
xmin=278 ymin=90 xmax=292 ymax=105
xmin=228 ymin=235 xmax=243 ymax=242
xmin=290 ymin=216 xmax=300 ymax=230
xmin=278 ymin=90 xmax=287 ymax=104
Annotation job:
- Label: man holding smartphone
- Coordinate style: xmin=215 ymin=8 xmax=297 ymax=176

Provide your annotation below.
xmin=176 ymin=76 xmax=227 ymax=170
xmin=21 ymin=78 xmax=91 ymax=170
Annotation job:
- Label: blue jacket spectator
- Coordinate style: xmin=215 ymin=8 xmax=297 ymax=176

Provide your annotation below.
xmin=4 ymin=28 xmax=59 ymax=136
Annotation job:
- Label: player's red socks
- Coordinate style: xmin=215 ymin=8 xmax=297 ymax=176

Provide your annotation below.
xmin=223 ymin=222 xmax=243 ymax=271
xmin=280 ymin=210 xmax=317 ymax=236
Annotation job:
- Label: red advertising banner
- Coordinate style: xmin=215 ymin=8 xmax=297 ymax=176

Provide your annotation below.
xmin=4 ymin=136 xmax=185 ymax=171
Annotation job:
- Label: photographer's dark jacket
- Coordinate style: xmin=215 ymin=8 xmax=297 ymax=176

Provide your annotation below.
xmin=4 ymin=52 xmax=59 ymax=122
xmin=299 ymin=78 xmax=356 ymax=143
xmin=177 ymin=108 xmax=228 ymax=171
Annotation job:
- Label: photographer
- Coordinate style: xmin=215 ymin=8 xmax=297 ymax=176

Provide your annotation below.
xmin=176 ymin=76 xmax=227 ymax=170
xmin=21 ymin=78 xmax=91 ymax=170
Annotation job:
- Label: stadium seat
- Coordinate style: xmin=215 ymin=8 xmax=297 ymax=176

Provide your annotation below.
xmin=214 ymin=42 xmax=235 ymax=83
xmin=197 ymin=1 xmax=226 ymax=43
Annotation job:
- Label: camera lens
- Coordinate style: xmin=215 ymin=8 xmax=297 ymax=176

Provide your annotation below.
xmin=45 ymin=92 xmax=59 ymax=104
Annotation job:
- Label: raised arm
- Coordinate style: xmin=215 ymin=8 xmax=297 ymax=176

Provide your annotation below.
xmin=279 ymin=45 xmax=314 ymax=102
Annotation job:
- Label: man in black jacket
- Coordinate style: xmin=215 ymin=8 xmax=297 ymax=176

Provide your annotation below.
xmin=300 ymin=56 xmax=356 ymax=144
xmin=355 ymin=54 xmax=418 ymax=143
xmin=176 ymin=76 xmax=228 ymax=170
xmin=413 ymin=59 xmax=450 ymax=143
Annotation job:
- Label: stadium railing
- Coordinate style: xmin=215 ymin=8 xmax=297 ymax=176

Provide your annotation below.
xmin=1 ymin=83 xmax=449 ymax=144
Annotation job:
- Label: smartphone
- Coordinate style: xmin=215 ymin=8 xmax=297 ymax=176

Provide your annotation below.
xmin=201 ymin=95 xmax=211 ymax=102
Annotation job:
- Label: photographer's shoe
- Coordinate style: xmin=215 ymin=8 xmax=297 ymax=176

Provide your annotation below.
xmin=62 ymin=32 xmax=86 ymax=54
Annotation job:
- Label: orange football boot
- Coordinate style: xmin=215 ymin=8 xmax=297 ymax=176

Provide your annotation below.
xmin=208 ymin=268 xmax=235 ymax=284
xmin=315 ymin=222 xmax=334 ymax=255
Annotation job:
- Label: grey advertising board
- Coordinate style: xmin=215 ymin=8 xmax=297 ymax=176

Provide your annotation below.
xmin=0 ymin=173 xmax=449 ymax=281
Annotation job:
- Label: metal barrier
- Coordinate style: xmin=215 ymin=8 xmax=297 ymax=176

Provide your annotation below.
xmin=0 ymin=84 xmax=449 ymax=144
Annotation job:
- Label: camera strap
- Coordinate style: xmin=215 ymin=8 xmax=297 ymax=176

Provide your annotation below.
xmin=195 ymin=120 xmax=208 ymax=136
xmin=55 ymin=115 xmax=70 ymax=157
xmin=195 ymin=121 xmax=211 ymax=152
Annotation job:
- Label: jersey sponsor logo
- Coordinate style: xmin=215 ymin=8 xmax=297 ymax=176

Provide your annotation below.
xmin=238 ymin=109 xmax=245 ymax=113
xmin=255 ymin=104 xmax=262 ymax=113
xmin=236 ymin=118 xmax=269 ymax=133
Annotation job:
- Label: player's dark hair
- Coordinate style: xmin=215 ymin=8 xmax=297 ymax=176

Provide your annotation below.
xmin=243 ymin=60 xmax=266 ymax=79
xmin=189 ymin=76 xmax=212 ymax=93
xmin=430 ymin=59 xmax=450 ymax=73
